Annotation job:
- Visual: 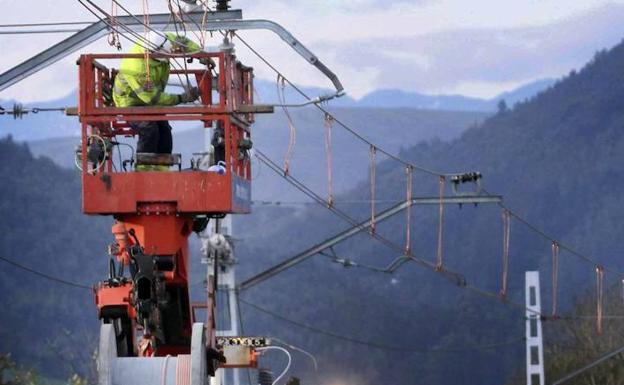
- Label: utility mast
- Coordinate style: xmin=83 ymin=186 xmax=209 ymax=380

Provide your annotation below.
xmin=525 ymin=271 xmax=545 ymax=385
xmin=201 ymin=215 xmax=242 ymax=385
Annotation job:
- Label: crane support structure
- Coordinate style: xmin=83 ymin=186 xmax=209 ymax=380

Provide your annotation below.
xmin=238 ymin=195 xmax=502 ymax=292
xmin=0 ymin=11 xmax=344 ymax=94
xmin=76 ymin=46 xmax=265 ymax=385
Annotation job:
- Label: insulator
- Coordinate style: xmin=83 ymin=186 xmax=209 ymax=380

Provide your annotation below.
xmin=451 ymin=171 xmax=482 ymax=185
xmin=12 ymin=103 xmax=26 ymax=119
xmin=257 ymin=368 xmax=274 ymax=385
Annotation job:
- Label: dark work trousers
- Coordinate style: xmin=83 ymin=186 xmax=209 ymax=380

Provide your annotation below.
xmin=131 ymin=120 xmax=173 ymax=154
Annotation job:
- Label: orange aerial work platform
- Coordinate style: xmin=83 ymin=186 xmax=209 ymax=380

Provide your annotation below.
xmin=77 ymin=50 xmax=262 ymax=372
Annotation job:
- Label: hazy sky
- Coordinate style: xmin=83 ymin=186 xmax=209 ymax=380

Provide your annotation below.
xmin=1 ymin=0 xmax=624 ymax=102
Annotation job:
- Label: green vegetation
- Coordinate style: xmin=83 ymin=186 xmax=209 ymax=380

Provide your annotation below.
xmin=1 ymin=354 xmax=41 ymax=385
xmin=504 ymin=285 xmax=624 ymax=384
xmin=0 ymin=354 xmax=87 ymax=385
xmin=0 ymin=137 xmax=106 ymax=380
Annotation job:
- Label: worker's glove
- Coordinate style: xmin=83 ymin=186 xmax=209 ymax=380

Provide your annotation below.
xmin=178 ymin=87 xmax=200 ymax=104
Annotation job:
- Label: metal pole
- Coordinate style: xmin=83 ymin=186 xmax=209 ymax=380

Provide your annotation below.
xmin=526 ymin=271 xmax=545 ymax=385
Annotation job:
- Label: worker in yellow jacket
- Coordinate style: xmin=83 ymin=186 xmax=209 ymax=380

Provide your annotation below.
xmin=113 ymin=33 xmax=202 ymax=165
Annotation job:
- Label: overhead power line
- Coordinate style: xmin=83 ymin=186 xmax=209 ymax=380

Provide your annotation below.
xmin=239 ymin=297 xmax=525 ymax=353
xmin=233 ymin=32 xmax=624 ymax=283
xmin=484 ymin=186 xmax=623 ymax=278
xmin=0 ymin=253 xmax=522 ymax=353
xmin=73 ymin=0 xmax=207 ymax=84
xmin=253 ymin=149 xmax=550 ymax=319
xmin=0 ymin=29 xmax=82 ymax=35
xmin=0 ymin=249 xmax=621 ymax=324
xmin=7 ymin=12 xmax=622 ymax=276
xmin=233 ymin=32 xmax=469 ymax=178
xmin=252 ymin=149 xmax=624 ymax=327
xmin=0 ymin=255 xmax=91 ymax=290
xmin=239 ymin=193 xmax=500 ymax=291
xmin=0 ymin=21 xmax=94 ymax=28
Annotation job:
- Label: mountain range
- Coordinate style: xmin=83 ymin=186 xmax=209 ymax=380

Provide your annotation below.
xmin=253 ymin=77 xmax=556 ymax=111
xmin=0 ymin=77 xmax=554 ymax=141
xmin=26 ymin=107 xmax=487 ymax=202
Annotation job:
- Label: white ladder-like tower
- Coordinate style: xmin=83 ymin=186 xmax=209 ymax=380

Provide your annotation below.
xmin=525 ymin=271 xmax=545 ymax=385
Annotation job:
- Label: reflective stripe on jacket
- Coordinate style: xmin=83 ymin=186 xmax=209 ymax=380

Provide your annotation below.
xmin=112 ymin=33 xmax=201 ymax=107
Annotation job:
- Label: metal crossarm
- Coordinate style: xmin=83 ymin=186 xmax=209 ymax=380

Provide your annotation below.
xmin=0 ymin=12 xmax=344 ymax=94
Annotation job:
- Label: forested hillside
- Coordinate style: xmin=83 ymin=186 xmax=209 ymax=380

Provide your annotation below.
xmin=233 ymin=41 xmax=624 ymax=385
xmin=0 ymin=138 xmax=107 ymax=380
xmin=2 ymin=38 xmax=624 ymax=385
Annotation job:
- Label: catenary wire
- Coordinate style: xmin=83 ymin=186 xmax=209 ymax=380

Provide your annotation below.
xmin=239 ymin=298 xmax=525 ymax=353
xmin=254 ymin=148 xmax=553 ymax=319
xmin=232 ymin=32 xmax=467 ymax=178
xmin=0 ymin=21 xmax=94 ymax=28
xmin=481 ymin=187 xmax=624 ymax=278
xmin=75 ymin=0 xmax=199 ymax=86
xmin=231 ymin=32 xmax=624 ymax=280
xmin=0 ymin=29 xmax=83 ymax=34
xmin=0 ymin=255 xmax=91 ymax=290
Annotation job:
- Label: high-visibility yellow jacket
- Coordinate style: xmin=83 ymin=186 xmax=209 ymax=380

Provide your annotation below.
xmin=113 ymin=33 xmax=201 ymax=107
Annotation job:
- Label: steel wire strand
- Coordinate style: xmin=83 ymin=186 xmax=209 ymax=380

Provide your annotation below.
xmin=0 ymin=255 xmax=91 ymax=290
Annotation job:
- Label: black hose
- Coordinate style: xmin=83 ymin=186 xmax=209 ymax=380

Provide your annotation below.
xmin=109 ymin=258 xmax=116 ymax=280
xmin=128 ymin=228 xmax=141 ymax=247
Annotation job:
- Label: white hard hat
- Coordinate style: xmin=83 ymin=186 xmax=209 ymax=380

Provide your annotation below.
xmin=144 ymin=32 xmax=170 ymax=61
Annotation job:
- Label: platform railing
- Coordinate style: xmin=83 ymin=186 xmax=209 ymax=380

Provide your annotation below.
xmin=77 ymin=52 xmax=253 ymax=215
